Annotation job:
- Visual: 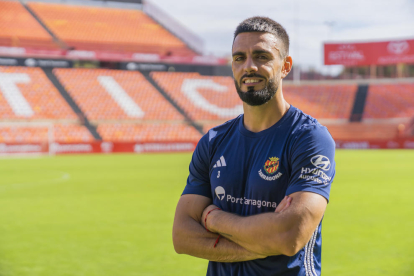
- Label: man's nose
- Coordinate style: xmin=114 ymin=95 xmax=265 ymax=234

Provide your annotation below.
xmin=244 ymin=58 xmax=258 ymax=74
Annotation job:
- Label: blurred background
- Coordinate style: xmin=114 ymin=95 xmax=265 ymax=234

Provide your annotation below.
xmin=0 ymin=0 xmax=413 ymax=275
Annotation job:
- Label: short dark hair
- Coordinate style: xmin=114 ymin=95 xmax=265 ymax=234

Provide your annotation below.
xmin=234 ymin=16 xmax=290 ymax=58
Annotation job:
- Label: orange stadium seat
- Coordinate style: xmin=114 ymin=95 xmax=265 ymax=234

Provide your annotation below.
xmin=54 ymin=124 xmax=95 ymax=142
xmin=0 ymin=1 xmax=58 ymax=49
xmin=283 ymin=84 xmax=357 ymax=120
xmin=28 ymin=2 xmax=196 ymax=56
xmin=151 ymin=72 xmax=243 ymax=122
xmin=53 ymin=68 xmax=184 ymax=121
xmin=0 ymin=124 xmax=94 ymax=143
xmin=364 ymin=83 xmax=414 ymax=119
xmin=97 ymin=123 xmax=201 ymax=142
xmin=0 ymin=66 xmax=77 ymax=120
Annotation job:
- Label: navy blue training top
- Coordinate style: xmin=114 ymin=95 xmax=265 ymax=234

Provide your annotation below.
xmin=183 ymin=105 xmax=336 ymax=276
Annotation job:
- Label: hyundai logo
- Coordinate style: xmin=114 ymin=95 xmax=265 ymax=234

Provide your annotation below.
xmin=311 ymin=155 xmax=331 ymax=171
xmin=387 ymin=41 xmax=409 ymax=55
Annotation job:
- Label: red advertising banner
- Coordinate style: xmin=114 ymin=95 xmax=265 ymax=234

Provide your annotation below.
xmin=50 ymin=141 xmax=197 ymax=154
xmin=0 ymin=141 xmax=197 ymax=155
xmin=1 ymin=140 xmax=413 ymax=155
xmin=335 ymin=139 xmax=414 ymax=149
xmin=324 ymin=39 xmax=414 ymax=66
xmin=0 ymin=143 xmax=48 ymax=154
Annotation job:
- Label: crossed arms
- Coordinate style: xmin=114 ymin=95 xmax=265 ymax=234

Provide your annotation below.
xmin=172 ymin=191 xmax=327 ymax=262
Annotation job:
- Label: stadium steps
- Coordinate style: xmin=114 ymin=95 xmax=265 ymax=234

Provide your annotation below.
xmin=22 ymin=2 xmax=69 ymax=50
xmin=142 ymin=72 xmax=204 ymax=135
xmin=42 ymin=68 xmax=102 ymax=140
xmin=350 ymin=84 xmax=369 ymax=122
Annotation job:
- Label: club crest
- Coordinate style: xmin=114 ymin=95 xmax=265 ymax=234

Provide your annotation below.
xmin=264 ymin=157 xmax=280 ymax=175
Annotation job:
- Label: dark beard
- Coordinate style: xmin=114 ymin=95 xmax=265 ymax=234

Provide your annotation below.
xmin=235 ymin=77 xmax=278 ymax=106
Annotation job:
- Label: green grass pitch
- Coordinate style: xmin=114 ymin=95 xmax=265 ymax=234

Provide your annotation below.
xmin=0 ymin=150 xmax=413 ymax=276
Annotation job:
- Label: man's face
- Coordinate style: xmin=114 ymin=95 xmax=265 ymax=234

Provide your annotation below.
xmin=232 ymin=32 xmax=286 ymax=106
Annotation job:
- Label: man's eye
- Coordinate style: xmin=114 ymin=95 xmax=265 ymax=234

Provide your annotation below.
xmin=258 ymin=55 xmax=267 ymax=59
xmin=234 ymin=56 xmax=244 ymax=61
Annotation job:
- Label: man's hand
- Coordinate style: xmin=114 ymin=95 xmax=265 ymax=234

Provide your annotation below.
xmin=274 ymin=195 xmax=292 ymax=213
xmin=201 ymin=196 xmax=292 ymax=231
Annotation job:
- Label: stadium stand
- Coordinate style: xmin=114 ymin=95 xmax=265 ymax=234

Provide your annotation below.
xmin=0 ymin=124 xmax=94 ymax=143
xmin=1 ymin=64 xmax=411 ymax=144
xmin=53 ymin=68 xmax=185 ymax=121
xmin=0 ymin=1 xmax=58 ymax=50
xmin=53 ymin=124 xmax=95 ymax=142
xmin=0 ymin=66 xmax=77 ymax=120
xmin=407 ymin=117 xmax=414 ymax=136
xmin=0 ymin=66 xmax=94 ymax=143
xmin=151 ymin=72 xmax=361 ymax=134
xmin=150 ymin=72 xmax=243 ymax=122
xmin=283 ymin=84 xmax=357 ymax=119
xmin=52 ymin=68 xmax=202 ymax=142
xmin=27 ymin=2 xmax=196 ymax=56
xmin=0 ymin=0 xmax=411 ymax=151
xmin=97 ymin=123 xmax=201 ymax=142
xmin=363 ymin=83 xmax=414 ymax=119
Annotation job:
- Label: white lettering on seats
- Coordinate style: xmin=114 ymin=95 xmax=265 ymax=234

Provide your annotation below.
xmin=0 ymin=73 xmax=34 ymax=117
xmin=97 ymin=76 xmax=145 ymax=118
xmin=181 ymin=79 xmax=243 ymax=118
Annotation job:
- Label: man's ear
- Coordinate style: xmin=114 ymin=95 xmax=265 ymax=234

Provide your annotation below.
xmin=281 ymin=56 xmax=293 ymax=79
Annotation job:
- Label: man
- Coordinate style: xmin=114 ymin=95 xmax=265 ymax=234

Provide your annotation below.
xmin=173 ymin=16 xmax=335 ymax=276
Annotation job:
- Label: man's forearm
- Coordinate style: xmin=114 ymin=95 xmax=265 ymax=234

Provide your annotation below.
xmin=173 ymin=194 xmax=266 ymax=262
xmin=207 ymin=210 xmax=289 ymax=256
xmin=173 ymin=215 xmax=266 ymax=262
xmin=205 ymin=192 xmax=326 ymax=256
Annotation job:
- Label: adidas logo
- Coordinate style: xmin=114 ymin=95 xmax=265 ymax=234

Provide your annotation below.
xmin=213 ymin=156 xmax=226 ymax=168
